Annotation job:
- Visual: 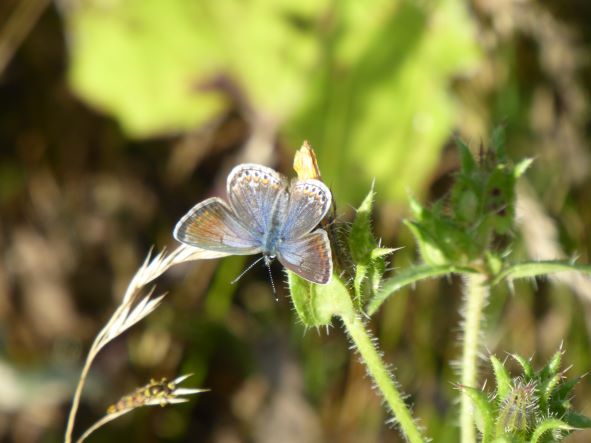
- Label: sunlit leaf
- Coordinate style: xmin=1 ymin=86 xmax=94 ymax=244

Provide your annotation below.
xmin=288 ymin=272 xmax=353 ymax=327
xmin=288 ymin=0 xmax=481 ymax=204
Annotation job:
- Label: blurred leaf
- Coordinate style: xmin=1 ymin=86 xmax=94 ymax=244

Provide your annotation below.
xmin=289 ymin=0 xmax=481 ymax=203
xmin=65 ymin=0 xmax=327 ymax=136
xmin=205 ymin=256 xmax=245 ymax=321
xmin=66 ymin=1 xmax=225 ymax=136
xmin=492 ymin=261 xmax=591 ymax=286
xmin=514 ymin=158 xmax=534 ymax=178
xmin=563 ymin=411 xmax=591 ymax=429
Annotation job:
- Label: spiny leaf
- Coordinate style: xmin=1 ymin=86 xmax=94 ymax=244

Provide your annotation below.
xmin=408 ymin=195 xmax=425 ymax=219
xmin=348 ymin=186 xmax=377 ymax=264
xmin=348 ymin=186 xmax=391 ymax=307
xmin=511 ymin=354 xmax=534 ymax=379
xmin=455 ymin=135 xmax=477 ymax=174
xmin=540 ymin=374 xmax=562 ymax=408
xmin=490 ymin=125 xmax=506 ymax=158
xmin=563 ymin=411 xmax=591 ymax=428
xmin=491 ymin=355 xmax=512 ymax=401
xmin=492 ymin=261 xmax=591 ymax=286
xmin=404 ymin=220 xmax=448 ymax=266
xmin=462 ymin=386 xmax=495 ymax=442
xmin=543 ymin=348 xmax=563 ymax=378
xmin=553 ymin=376 xmax=581 ymax=402
xmin=529 ymin=419 xmax=573 ymax=443
xmin=367 ymin=264 xmax=477 ymax=315
xmin=353 ymin=264 xmax=368 ymax=305
xmin=371 ymin=247 xmax=397 ymax=259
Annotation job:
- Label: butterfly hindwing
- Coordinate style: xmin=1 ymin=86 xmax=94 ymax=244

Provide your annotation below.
xmin=173 ymin=197 xmax=261 ymax=254
xmin=277 ymin=229 xmax=333 ymax=284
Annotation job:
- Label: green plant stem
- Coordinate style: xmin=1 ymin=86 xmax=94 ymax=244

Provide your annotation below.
xmin=340 ymin=312 xmax=426 ymax=443
xmin=460 ymin=273 xmax=489 ymax=443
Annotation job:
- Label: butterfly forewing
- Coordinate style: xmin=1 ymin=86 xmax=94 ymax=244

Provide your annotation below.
xmin=281 ymin=179 xmax=332 ymax=240
xmin=277 ymin=230 xmax=333 ymax=284
xmin=227 ymin=164 xmax=288 ymax=236
xmin=174 ymin=197 xmax=261 ymax=254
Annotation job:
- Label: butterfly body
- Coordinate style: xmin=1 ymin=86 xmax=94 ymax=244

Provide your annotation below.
xmin=174 ymin=164 xmax=333 ymax=284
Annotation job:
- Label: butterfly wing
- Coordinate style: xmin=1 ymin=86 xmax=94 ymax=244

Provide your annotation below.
xmin=174 ymin=197 xmax=261 ymax=254
xmin=277 ymin=230 xmax=333 ymax=284
xmin=281 ymin=179 xmax=332 ymax=239
xmin=226 ymin=164 xmax=289 ymax=237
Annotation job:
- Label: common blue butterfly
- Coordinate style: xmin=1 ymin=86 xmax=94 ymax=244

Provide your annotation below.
xmin=174 ymin=164 xmax=333 ymax=285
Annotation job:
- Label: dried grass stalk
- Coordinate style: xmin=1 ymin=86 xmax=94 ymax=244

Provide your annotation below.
xmin=75 ymin=374 xmax=207 ymax=443
xmin=65 ymin=245 xmax=226 ymax=443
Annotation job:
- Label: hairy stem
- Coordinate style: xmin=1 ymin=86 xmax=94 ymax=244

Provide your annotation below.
xmin=460 ymin=273 xmax=489 ymax=443
xmin=340 ymin=312 xmax=427 ymax=443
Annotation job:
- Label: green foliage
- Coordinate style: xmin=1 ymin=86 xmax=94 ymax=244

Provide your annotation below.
xmin=289 ymin=0 xmax=480 ymax=203
xmin=64 ymin=0 xmax=480 ymax=203
xmin=348 ymin=186 xmax=394 ymax=309
xmin=491 ymin=260 xmax=591 ymax=286
xmin=290 ymin=184 xmax=394 ymax=323
xmin=367 ymin=264 xmax=476 ymax=315
xmin=406 ymin=126 xmax=533 ymax=271
xmin=465 ymin=350 xmax=590 ymax=443
xmin=66 ymin=0 xmax=326 ymax=136
xmin=370 ymin=128 xmax=538 ymax=314
xmin=288 ymin=271 xmax=353 ymax=327
xmin=287 ymin=187 xmax=426 ymax=441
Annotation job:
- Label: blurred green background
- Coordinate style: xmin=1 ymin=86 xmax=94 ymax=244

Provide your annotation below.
xmin=1 ymin=0 xmax=590 ymax=442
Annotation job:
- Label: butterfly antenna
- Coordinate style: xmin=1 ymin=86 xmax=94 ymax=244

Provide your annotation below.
xmin=264 ymin=256 xmax=278 ymax=301
xmin=231 ymin=255 xmax=265 ymax=285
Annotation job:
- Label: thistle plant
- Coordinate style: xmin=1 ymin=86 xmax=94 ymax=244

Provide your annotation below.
xmin=289 ymin=144 xmax=426 ymax=443
xmin=360 ymin=127 xmax=591 ymax=442
xmin=463 ymin=348 xmax=591 ymax=442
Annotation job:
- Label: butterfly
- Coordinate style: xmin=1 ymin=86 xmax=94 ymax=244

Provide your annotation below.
xmin=174 ymin=163 xmax=333 ymax=285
